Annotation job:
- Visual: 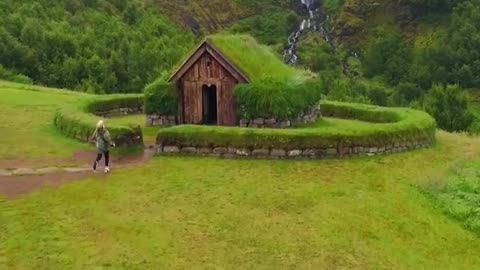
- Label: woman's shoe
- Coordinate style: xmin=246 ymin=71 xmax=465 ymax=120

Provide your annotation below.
xmin=104 ymin=167 xmax=110 ymax=173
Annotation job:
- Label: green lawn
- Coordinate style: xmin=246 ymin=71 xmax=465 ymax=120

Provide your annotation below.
xmin=2 ymin=132 xmax=480 ymax=269
xmin=0 ymin=82 xmax=91 ymax=159
xmin=0 ymin=82 xmax=159 ymax=160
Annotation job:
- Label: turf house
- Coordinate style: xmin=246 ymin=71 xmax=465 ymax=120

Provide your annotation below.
xmin=169 ymin=39 xmax=250 ymax=126
xmin=145 ymin=34 xmax=320 ymax=128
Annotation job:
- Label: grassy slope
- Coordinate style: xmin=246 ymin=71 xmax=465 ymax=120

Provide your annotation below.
xmin=0 ymin=82 xmax=91 ymax=159
xmin=0 ymin=82 xmax=155 ymax=160
xmin=2 ymin=132 xmax=480 ymax=269
xmin=152 ymin=0 xmax=294 ymax=34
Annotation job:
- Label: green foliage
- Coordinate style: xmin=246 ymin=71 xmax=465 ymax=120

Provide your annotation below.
xmin=363 ymin=31 xmax=412 ymax=85
xmin=296 ymin=34 xmax=341 ymax=73
xmin=157 ymin=101 xmax=436 ymax=149
xmin=412 ymin=0 xmax=480 ymax=89
xmin=144 ymin=79 xmax=177 ymax=115
xmin=390 ymin=82 xmax=424 ymax=106
xmin=323 ymin=0 xmax=346 ymax=13
xmin=0 ymin=65 xmax=32 ymax=84
xmin=54 ymin=95 xmax=144 ymax=147
xmin=406 ymin=0 xmax=450 ymax=11
xmin=208 ymin=34 xmax=310 ymax=82
xmin=0 ymin=0 xmax=195 ymax=93
xmin=235 ymin=78 xmax=322 ymax=120
xmin=424 ymin=84 xmax=473 ymax=132
xmin=229 ymin=10 xmax=299 ymax=46
xmin=366 ymin=85 xmax=389 ymax=106
xmin=423 ymin=159 xmax=480 ymax=236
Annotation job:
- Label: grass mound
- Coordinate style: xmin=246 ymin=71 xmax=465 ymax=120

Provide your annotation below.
xmin=54 ymin=95 xmax=144 ymax=147
xmin=157 ymin=101 xmax=436 ymax=151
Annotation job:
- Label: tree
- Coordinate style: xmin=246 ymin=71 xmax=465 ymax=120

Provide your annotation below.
xmin=424 ymin=84 xmax=473 ymax=132
xmin=363 ymin=31 xmax=412 ymax=85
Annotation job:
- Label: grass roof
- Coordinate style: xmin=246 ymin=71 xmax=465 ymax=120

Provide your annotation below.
xmin=208 ymin=34 xmax=310 ymax=82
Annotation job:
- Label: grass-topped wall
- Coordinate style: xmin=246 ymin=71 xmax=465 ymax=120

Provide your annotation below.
xmin=156 ymin=101 xmax=436 ymax=158
xmin=54 ymin=95 xmax=144 ymax=147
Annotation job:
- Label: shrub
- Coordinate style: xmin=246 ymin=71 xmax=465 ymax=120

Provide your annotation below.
xmin=366 ymin=85 xmax=389 ymax=106
xmin=235 ymin=77 xmax=323 ymax=119
xmin=390 ymin=82 xmax=424 ymax=106
xmin=424 ymin=84 xmax=473 ymax=132
xmin=157 ymin=101 xmax=436 ymax=150
xmin=325 ymin=77 xmax=371 ymax=104
xmin=54 ymin=96 xmax=143 ymax=147
xmin=0 ymin=65 xmax=33 ymax=84
xmin=144 ymin=78 xmax=177 ymax=115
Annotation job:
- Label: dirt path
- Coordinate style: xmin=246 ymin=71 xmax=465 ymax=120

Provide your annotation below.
xmin=0 ymin=147 xmax=155 ymax=199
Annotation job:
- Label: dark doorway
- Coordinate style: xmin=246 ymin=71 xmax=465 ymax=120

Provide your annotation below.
xmin=202 ymin=84 xmax=217 ymax=125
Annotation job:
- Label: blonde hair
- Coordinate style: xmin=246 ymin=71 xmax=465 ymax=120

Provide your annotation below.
xmin=96 ymin=120 xmax=105 ymax=130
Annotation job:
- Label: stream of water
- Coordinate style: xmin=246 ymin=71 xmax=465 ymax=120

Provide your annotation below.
xmin=283 ymin=0 xmax=357 ymax=75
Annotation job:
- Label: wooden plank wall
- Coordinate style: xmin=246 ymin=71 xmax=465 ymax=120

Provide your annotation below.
xmin=181 ymin=52 xmax=238 ymax=126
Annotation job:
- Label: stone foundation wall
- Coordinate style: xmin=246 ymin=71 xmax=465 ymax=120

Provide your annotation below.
xmin=146 ymin=115 xmax=178 ymax=126
xmin=95 ymin=106 xmax=143 ymax=118
xmin=156 ymin=139 xmax=433 ymax=159
xmin=240 ymin=105 xmax=321 ymax=128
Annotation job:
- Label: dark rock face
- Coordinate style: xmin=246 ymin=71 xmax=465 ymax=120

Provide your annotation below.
xmin=183 ymin=14 xmax=202 ymax=36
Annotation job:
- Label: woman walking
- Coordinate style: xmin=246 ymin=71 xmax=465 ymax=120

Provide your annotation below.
xmin=92 ymin=120 xmax=115 ymax=173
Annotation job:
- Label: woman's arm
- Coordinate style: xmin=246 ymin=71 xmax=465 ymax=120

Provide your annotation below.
xmin=90 ymin=130 xmax=97 ymax=142
xmin=105 ymin=130 xmax=115 ymax=146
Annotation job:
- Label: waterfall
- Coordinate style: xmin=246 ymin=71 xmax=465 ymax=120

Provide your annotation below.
xmin=283 ymin=0 xmax=355 ymax=76
xmin=283 ymin=0 xmax=336 ymax=65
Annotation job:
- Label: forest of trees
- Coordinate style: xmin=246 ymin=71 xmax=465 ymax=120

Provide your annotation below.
xmin=0 ymin=0 xmax=195 ymax=93
xmin=342 ymin=0 xmax=480 ymax=131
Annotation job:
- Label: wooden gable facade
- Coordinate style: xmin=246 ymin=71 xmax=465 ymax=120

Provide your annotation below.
xmin=169 ymin=40 xmax=250 ymax=126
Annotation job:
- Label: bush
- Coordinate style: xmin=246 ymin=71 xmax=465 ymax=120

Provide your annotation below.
xmin=424 ymin=84 xmax=473 ymax=132
xmin=144 ymin=78 xmax=177 ymax=115
xmin=157 ymin=101 xmax=436 ymax=150
xmin=235 ymin=77 xmax=323 ymax=119
xmin=54 ymin=96 xmax=144 ymax=147
xmin=366 ymin=85 xmax=389 ymax=106
xmin=390 ymin=82 xmax=424 ymax=106
xmin=0 ymin=65 xmax=33 ymax=84
xmin=324 ymin=77 xmax=371 ymax=104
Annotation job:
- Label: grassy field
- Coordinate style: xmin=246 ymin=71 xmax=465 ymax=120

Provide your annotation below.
xmin=2 ymin=132 xmax=480 ymax=269
xmin=0 ymin=82 xmax=91 ymax=159
xmin=3 ymin=82 xmax=480 ymax=269
xmin=0 ymin=82 xmax=156 ymax=160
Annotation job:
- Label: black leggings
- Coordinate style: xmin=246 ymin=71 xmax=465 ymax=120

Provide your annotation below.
xmin=95 ymin=151 xmax=109 ymax=166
